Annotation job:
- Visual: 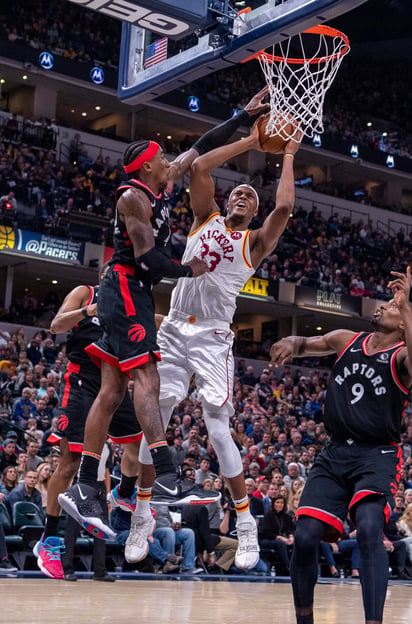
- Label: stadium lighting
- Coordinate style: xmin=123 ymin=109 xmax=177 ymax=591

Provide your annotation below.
xmin=313 ymin=133 xmax=322 ymax=148
xmin=386 ymin=155 xmax=395 ymax=168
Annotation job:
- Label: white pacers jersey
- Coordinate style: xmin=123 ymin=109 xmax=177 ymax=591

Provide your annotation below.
xmin=170 ymin=212 xmax=255 ymax=323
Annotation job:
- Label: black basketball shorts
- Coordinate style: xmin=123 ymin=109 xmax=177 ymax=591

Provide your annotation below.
xmin=85 ymin=264 xmax=161 ymax=372
xmin=296 ymin=440 xmax=401 ymax=541
xmin=49 ymin=362 xmax=142 ymax=452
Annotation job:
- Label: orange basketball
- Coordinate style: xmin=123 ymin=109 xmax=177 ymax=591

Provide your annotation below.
xmin=257 ymin=115 xmax=295 ymax=154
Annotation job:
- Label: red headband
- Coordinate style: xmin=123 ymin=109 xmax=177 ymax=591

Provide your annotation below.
xmin=123 ymin=141 xmax=160 ymax=174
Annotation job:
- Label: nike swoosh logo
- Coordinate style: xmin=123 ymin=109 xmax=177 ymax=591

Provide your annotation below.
xmin=350 ymin=348 xmax=362 ymax=352
xmin=77 ymin=486 xmax=88 ymax=501
xmin=214 ymin=331 xmax=226 ymax=335
xmin=381 ymin=450 xmax=395 ymax=454
xmin=155 ymin=482 xmax=178 ymax=496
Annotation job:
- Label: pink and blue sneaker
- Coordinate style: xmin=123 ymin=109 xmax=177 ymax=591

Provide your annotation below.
xmin=34 ymin=534 xmax=65 ymax=579
xmin=107 ymin=484 xmax=137 ymax=513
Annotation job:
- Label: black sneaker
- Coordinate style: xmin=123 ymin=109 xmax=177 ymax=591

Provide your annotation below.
xmin=0 ymin=558 xmax=18 ymax=572
xmin=58 ymin=483 xmax=116 ymax=540
xmin=151 ymin=472 xmax=221 ymax=506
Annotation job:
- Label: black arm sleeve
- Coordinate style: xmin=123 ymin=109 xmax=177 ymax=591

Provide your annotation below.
xmin=192 ymin=109 xmax=250 ymax=155
xmin=135 ymin=247 xmax=193 ymax=283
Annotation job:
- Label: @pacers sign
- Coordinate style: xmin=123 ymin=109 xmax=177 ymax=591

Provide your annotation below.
xmin=67 ymin=0 xmax=192 ymax=36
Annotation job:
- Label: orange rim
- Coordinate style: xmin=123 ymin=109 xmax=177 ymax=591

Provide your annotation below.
xmin=241 ymin=25 xmax=350 ymax=65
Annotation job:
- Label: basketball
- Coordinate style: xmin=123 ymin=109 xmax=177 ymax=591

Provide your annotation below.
xmin=257 ymin=115 xmax=295 ymax=153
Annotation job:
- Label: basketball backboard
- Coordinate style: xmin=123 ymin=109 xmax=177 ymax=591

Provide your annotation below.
xmin=66 ymin=0 xmax=214 ymax=38
xmin=116 ymin=0 xmax=368 ymax=105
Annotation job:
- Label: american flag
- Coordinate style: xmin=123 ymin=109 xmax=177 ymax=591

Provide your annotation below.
xmin=145 ymin=37 xmax=168 ymax=69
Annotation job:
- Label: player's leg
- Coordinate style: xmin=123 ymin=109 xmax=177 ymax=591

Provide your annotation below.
xmin=202 ymin=401 xmax=259 ymax=569
xmin=291 ymin=448 xmax=350 ymax=624
xmin=291 ymin=516 xmax=326 ymax=624
xmin=195 ymin=326 xmax=259 ymax=569
xmin=351 ymin=444 xmax=404 ymax=622
xmin=92 ymin=483 xmax=114 ymax=582
xmin=353 ymin=496 xmax=389 ymax=624
xmin=61 ymin=514 xmax=81 ymax=581
xmin=44 ymin=440 xmax=81 ymax=532
xmin=131 ymin=331 xmax=220 ymax=506
xmin=107 ymin=388 xmax=157 ymax=563
xmin=107 ymin=386 xmax=143 ymax=512
xmin=108 ymin=441 xmax=140 ymax=512
xmin=36 ymin=443 xmax=81 ymax=578
xmin=58 ymin=362 xmax=128 ymax=540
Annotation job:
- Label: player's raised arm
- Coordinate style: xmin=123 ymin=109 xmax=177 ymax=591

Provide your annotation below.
xmin=50 ymin=285 xmax=95 ymax=334
xmin=249 ymin=130 xmax=301 ymax=267
xmin=189 ymin=119 xmax=264 ymax=225
xmin=270 ymin=329 xmax=356 ymax=366
xmin=166 ymin=86 xmax=269 ymax=186
xmin=388 ymin=266 xmax=412 ymax=387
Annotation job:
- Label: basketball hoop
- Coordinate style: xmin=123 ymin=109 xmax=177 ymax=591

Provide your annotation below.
xmin=243 ymin=25 xmax=350 ymax=141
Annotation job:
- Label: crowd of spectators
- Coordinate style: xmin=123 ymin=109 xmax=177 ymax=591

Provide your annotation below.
xmin=1 ymin=109 xmax=411 ymax=329
xmin=0 ymin=133 xmax=410 ymax=330
xmin=0 ymin=324 xmax=411 ymax=576
xmin=1 ymin=0 xmax=121 ymax=70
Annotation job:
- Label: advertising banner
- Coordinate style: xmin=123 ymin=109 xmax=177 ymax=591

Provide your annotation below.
xmin=295 ymin=286 xmax=362 ymax=316
xmin=0 ymin=226 xmax=85 ymax=263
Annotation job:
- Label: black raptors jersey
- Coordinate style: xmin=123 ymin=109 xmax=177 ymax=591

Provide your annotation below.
xmin=112 ymin=179 xmax=171 ymax=271
xmin=324 ymin=332 xmax=408 ymax=444
xmin=65 ymin=285 xmax=101 ymax=372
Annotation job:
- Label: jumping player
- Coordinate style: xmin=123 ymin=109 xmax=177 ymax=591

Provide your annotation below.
xmin=59 ymin=89 xmax=270 ymax=540
xmin=270 ymin=268 xmax=412 ymax=624
xmin=128 ymin=117 xmax=301 ymax=568
xmin=35 ymin=266 xmax=142 ymax=578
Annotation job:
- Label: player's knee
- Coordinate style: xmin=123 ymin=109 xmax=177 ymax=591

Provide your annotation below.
xmin=294 ymin=517 xmax=323 ymax=556
xmin=99 ymin=385 xmax=125 ymax=411
xmin=354 ymin=497 xmax=386 ymax=543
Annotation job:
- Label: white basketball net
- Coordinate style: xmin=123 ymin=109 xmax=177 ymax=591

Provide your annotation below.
xmin=258 ymin=27 xmax=350 ymax=141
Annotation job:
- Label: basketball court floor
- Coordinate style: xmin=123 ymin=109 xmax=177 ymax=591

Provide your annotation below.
xmin=1 ymin=576 xmax=411 ymax=623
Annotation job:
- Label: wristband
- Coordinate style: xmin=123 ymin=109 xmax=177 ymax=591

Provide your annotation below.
xmin=284 ymin=153 xmax=295 ymax=158
xmin=81 ymin=306 xmax=88 ymax=318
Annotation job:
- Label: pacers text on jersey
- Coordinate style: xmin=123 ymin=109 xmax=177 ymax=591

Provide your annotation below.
xmin=199 ymin=228 xmax=235 ymax=262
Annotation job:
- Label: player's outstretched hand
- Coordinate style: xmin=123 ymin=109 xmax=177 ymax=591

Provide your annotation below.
xmin=244 ymin=86 xmax=270 ymax=116
xmin=284 ymin=127 xmax=303 ymax=155
xmin=249 ymin=115 xmax=267 ymax=151
xmin=388 ymin=265 xmax=411 ymax=309
xmin=270 ymin=338 xmax=294 ymax=366
xmin=188 ymin=256 xmax=210 ymax=277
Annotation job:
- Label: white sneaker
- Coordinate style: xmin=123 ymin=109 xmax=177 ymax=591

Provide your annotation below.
xmin=235 ymin=518 xmax=260 ymax=570
xmin=125 ymin=513 xmax=156 ymax=563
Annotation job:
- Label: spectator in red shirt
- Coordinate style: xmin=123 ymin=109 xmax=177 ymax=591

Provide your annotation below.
xmin=252 ymin=475 xmax=269 ymax=500
xmin=246 ymin=445 xmax=266 ymax=472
